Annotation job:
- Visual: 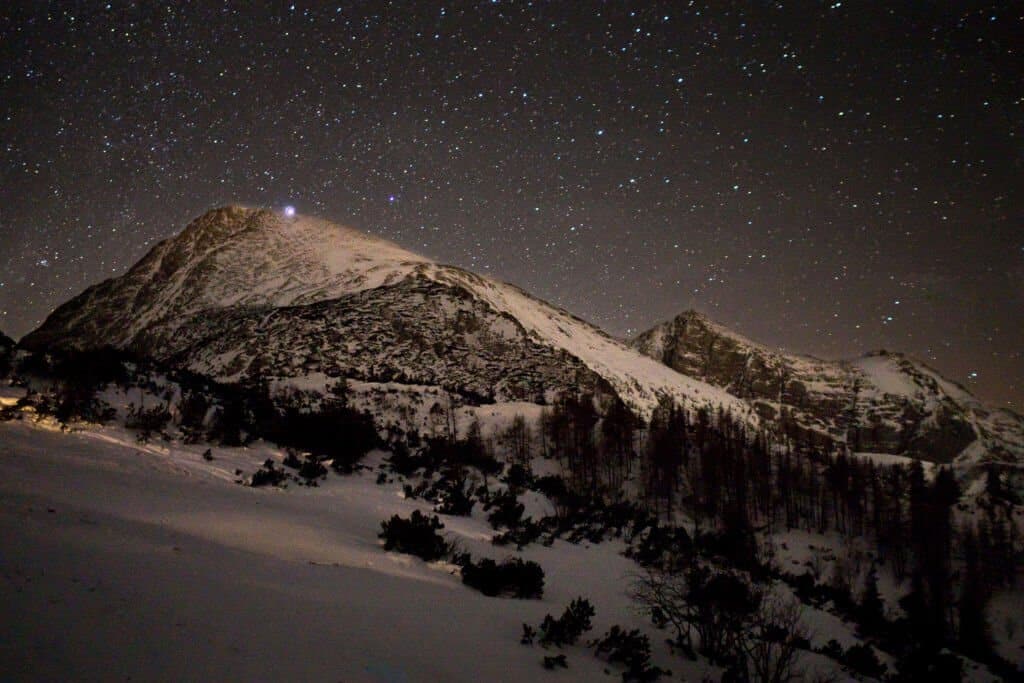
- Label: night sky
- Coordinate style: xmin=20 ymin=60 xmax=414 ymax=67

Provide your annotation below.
xmin=1 ymin=2 xmax=1021 ymax=408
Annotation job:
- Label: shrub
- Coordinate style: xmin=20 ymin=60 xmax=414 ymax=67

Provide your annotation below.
xmin=492 ymin=518 xmax=547 ymax=550
xmin=259 ymin=400 xmax=378 ymax=472
xmin=505 ymin=463 xmax=532 ymax=490
xmin=461 ymin=557 xmax=544 ymax=599
xmin=842 ymin=643 xmax=886 ymax=679
xmin=539 ymin=597 xmax=595 ymax=647
xmin=432 ymin=474 xmax=475 ymax=516
xmin=250 ymin=459 xmax=287 ymax=487
xmin=818 ymin=639 xmax=844 ymax=661
xmin=486 ymin=489 xmax=525 ymax=529
xmin=126 ymin=403 xmax=172 ymax=441
xmin=178 ymin=390 xmax=210 ymax=442
xmin=48 ymin=380 xmax=116 ymax=425
xmin=378 ymin=511 xmax=451 ymax=562
xmin=542 ymin=654 xmax=567 ymax=670
xmin=298 ymin=457 xmax=327 ymax=481
xmin=534 ymin=474 xmax=569 ymax=501
xmin=592 ymin=626 xmax=668 ymax=682
xmin=387 ymin=442 xmax=424 ymax=476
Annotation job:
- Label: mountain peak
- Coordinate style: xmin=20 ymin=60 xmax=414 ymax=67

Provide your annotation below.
xmin=673 ymin=308 xmax=709 ymax=324
xmin=22 ymin=207 xmax=755 ymax=420
xmin=178 ymin=205 xmax=285 ymax=244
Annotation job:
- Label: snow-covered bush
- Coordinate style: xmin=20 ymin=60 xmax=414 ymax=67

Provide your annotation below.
xmin=591 ymin=626 xmax=668 ymax=682
xmin=538 ymin=597 xmax=595 ymax=647
xmin=378 ymin=511 xmax=451 ymax=562
xmin=250 ymin=459 xmax=287 ymax=487
xmin=460 ymin=556 xmax=544 ymax=599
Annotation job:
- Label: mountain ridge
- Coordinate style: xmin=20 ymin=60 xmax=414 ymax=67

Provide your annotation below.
xmin=22 ymin=206 xmax=752 ymax=421
xmin=630 ymin=309 xmax=1024 ymax=465
xmin=21 ymin=205 xmax=1021 ymax=465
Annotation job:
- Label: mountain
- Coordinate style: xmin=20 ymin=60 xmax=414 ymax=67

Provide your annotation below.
xmin=22 ymin=206 xmax=751 ymax=421
xmin=631 ymin=310 xmax=1024 ymax=465
xmin=0 ymin=330 xmax=13 ymax=350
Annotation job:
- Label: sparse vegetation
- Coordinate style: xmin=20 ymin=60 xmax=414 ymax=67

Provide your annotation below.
xmin=250 ymin=459 xmax=287 ymax=487
xmin=378 ymin=511 xmax=452 ymax=562
xmin=591 ymin=626 xmax=668 ymax=682
xmin=538 ymin=597 xmax=595 ymax=647
xmin=460 ymin=556 xmax=544 ymax=599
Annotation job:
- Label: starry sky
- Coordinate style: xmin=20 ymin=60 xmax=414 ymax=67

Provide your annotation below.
xmin=1 ymin=2 xmax=1021 ymax=408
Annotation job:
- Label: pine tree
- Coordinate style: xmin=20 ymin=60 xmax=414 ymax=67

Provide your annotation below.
xmin=858 ymin=562 xmax=885 ymax=634
xmin=957 ymin=526 xmax=992 ymax=659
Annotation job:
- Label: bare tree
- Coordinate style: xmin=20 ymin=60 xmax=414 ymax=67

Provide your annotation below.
xmin=631 ymin=567 xmax=810 ymax=682
xmin=629 ymin=567 xmax=696 ymax=655
xmin=736 ymin=591 xmax=809 ymax=683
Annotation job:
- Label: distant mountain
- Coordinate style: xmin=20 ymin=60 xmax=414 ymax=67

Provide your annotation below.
xmin=0 ymin=329 xmax=13 ymax=349
xmin=22 ymin=206 xmax=751 ymax=422
xmin=631 ymin=310 xmax=1024 ymax=465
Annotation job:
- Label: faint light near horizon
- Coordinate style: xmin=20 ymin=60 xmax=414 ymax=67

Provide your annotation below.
xmin=283 ymin=205 xmax=296 ymax=217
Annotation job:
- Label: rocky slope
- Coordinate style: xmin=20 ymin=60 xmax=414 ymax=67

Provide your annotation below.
xmin=22 ymin=206 xmax=751 ymax=421
xmin=631 ymin=311 xmax=1024 ymax=465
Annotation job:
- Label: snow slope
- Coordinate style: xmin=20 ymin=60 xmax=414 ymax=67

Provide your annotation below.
xmin=0 ymin=418 xmax=871 ymax=683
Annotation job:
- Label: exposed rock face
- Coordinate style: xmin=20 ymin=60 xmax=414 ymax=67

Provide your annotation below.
xmin=141 ymin=277 xmax=604 ymax=404
xmin=632 ymin=311 xmax=1023 ymax=465
xmin=22 ymin=206 xmax=752 ymax=421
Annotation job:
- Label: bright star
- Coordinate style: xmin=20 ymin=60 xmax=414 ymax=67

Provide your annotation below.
xmin=283 ymin=205 xmax=296 ymax=217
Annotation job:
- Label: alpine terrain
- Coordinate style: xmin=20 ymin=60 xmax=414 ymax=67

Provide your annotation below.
xmin=631 ymin=310 xmax=1024 ymax=467
xmin=21 ymin=206 xmax=750 ymax=423
xmin=2 ymin=206 xmax=1022 ymax=682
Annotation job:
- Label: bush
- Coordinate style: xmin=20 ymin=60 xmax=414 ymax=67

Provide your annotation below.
xmin=592 ymin=626 xmax=668 ymax=682
xmin=626 ymin=523 xmax=692 ymax=570
xmin=378 ymin=511 xmax=451 ymax=562
xmin=51 ymin=382 xmax=116 ymax=425
xmin=486 ymin=489 xmax=526 ymax=529
xmin=250 ymin=459 xmax=287 ymax=487
xmin=534 ymin=474 xmax=569 ymax=501
xmin=178 ymin=390 xmax=210 ymax=442
xmin=282 ymin=449 xmax=327 ymax=481
xmin=387 ymin=442 xmax=424 ymax=476
xmin=126 ymin=403 xmax=172 ymax=441
xmin=505 ymin=463 xmax=532 ymax=490
xmin=539 ymin=597 xmax=595 ymax=647
xmin=298 ymin=457 xmax=327 ymax=481
xmin=842 ymin=643 xmax=887 ymax=679
xmin=542 ymin=654 xmax=567 ymax=670
xmin=259 ymin=400 xmax=378 ymax=473
xmin=493 ymin=518 xmax=547 ymax=550
xmin=461 ymin=557 xmax=544 ymax=599
xmin=432 ymin=474 xmax=475 ymax=516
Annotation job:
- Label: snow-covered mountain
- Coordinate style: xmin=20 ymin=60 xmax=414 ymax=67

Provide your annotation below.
xmin=22 ymin=206 xmax=751 ymax=422
xmin=631 ymin=310 xmax=1024 ymax=465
